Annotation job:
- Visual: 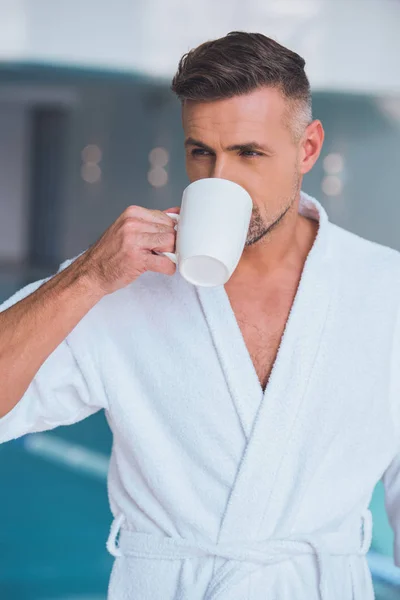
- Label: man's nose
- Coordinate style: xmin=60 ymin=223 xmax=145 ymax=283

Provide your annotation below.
xmin=210 ymin=157 xmax=235 ymax=181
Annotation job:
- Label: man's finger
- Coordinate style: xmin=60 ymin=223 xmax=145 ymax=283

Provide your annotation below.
xmin=163 ymin=206 xmax=181 ymax=214
xmin=124 ymin=205 xmax=176 ymax=226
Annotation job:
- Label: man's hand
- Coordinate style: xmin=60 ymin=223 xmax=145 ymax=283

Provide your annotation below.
xmin=80 ymin=205 xmax=181 ymax=295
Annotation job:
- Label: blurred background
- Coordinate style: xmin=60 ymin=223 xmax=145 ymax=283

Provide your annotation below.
xmin=0 ymin=0 xmax=400 ymax=599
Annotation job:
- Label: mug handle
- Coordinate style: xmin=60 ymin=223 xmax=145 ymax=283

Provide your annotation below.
xmin=153 ymin=212 xmax=180 ymax=264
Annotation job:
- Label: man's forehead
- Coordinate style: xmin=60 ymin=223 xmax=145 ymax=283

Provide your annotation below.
xmin=182 ymin=87 xmax=286 ymax=128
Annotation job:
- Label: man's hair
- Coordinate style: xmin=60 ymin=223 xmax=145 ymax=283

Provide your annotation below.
xmin=171 ymin=31 xmax=312 ymax=141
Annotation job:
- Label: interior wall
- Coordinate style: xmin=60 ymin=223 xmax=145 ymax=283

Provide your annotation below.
xmin=0 ymin=73 xmax=399 ymax=265
xmin=60 ymin=83 xmax=185 ymax=258
xmin=303 ymin=93 xmax=400 ymax=251
xmin=0 ymin=103 xmax=30 ymax=262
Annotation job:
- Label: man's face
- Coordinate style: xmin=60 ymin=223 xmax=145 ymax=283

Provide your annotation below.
xmin=182 ymin=87 xmax=306 ymax=246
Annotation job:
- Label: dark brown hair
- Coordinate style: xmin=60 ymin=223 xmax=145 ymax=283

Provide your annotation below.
xmin=171 ymin=31 xmax=312 ymax=138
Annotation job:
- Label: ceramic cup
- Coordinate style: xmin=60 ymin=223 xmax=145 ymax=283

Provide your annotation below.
xmin=157 ymin=177 xmax=253 ymax=287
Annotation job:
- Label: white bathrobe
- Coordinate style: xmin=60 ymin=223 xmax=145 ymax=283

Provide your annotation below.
xmin=1 ymin=191 xmax=400 ymax=600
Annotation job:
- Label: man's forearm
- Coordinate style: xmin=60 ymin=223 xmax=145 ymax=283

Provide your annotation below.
xmin=0 ymin=257 xmax=105 ymax=418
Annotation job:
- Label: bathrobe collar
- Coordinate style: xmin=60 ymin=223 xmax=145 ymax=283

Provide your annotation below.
xmin=196 ymin=191 xmax=330 ymax=437
xmin=195 ymin=190 xmax=333 ymax=540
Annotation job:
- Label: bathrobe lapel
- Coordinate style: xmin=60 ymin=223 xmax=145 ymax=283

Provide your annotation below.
xmin=196 ymin=276 xmax=264 ymax=441
xmin=196 ymin=193 xmax=333 ymax=547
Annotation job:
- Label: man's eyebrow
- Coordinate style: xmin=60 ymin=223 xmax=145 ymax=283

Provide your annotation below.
xmin=184 ymin=137 xmax=274 ymax=154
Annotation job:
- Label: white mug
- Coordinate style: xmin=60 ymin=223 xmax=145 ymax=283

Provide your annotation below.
xmin=157 ymin=177 xmax=253 ymax=287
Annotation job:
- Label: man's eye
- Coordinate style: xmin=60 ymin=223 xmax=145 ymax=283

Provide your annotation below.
xmin=190 ymin=149 xmax=262 ymax=157
xmin=191 ymin=149 xmax=210 ymax=157
xmin=241 ymin=151 xmax=261 ymax=157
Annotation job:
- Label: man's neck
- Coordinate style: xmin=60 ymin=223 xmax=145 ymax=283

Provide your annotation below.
xmin=228 ymin=210 xmax=319 ymax=288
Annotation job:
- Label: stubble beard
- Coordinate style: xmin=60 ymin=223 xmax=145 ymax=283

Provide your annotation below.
xmin=245 ymin=171 xmax=301 ymax=247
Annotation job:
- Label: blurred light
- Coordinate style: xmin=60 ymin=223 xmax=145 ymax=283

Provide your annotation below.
xmin=81 ymin=144 xmax=102 ymax=163
xmin=377 ymin=97 xmax=400 ymax=123
xmin=81 ymin=163 xmax=102 ymax=183
xmin=149 ymin=147 xmax=169 ymax=168
xmin=24 ymin=433 xmax=108 ymax=481
xmin=322 ymin=175 xmax=343 ymax=197
xmin=148 ymin=167 xmax=168 ymax=187
xmin=323 ymin=153 xmax=344 ymax=174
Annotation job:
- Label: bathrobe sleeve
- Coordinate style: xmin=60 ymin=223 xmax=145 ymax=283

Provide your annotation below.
xmin=0 ymin=254 xmax=107 ymax=444
xmin=382 ymin=302 xmax=400 ymax=567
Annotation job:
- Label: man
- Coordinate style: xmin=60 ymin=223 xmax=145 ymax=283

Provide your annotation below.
xmin=1 ymin=31 xmax=399 ymax=600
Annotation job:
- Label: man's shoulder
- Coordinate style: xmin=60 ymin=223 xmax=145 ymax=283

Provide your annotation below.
xmin=55 ymin=251 xmax=187 ymax=329
xmin=329 ymin=221 xmax=400 ymax=268
xmin=328 ymin=221 xmax=400 ymax=293
xmin=58 ymin=250 xmax=183 ymax=296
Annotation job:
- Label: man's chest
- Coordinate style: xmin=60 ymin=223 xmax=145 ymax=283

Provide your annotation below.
xmin=226 ymin=287 xmax=296 ymax=391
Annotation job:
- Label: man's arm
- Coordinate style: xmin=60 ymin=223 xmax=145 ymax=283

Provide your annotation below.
xmin=0 ymin=204 xmax=179 ymax=420
xmin=0 ymin=255 xmax=104 ymax=418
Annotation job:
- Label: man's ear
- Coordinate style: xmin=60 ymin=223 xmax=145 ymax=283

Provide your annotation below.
xmin=299 ymin=120 xmax=325 ymax=175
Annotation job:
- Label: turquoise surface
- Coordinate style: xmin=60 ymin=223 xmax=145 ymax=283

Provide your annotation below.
xmin=0 ymin=412 xmax=112 ymax=599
